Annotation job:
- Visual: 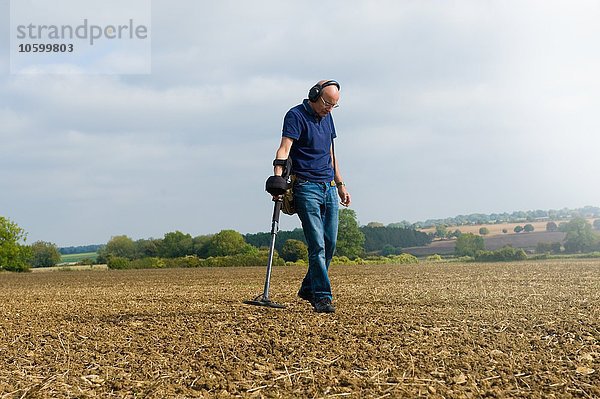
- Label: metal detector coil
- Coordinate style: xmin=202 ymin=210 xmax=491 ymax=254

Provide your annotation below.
xmin=243 ymin=198 xmax=286 ymax=309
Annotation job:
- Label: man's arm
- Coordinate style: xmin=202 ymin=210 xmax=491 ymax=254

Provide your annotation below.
xmin=331 ymin=145 xmax=351 ymax=207
xmin=274 ymin=137 xmax=294 ymax=176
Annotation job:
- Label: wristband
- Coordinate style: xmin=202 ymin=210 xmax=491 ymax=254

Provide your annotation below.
xmin=336 ymin=181 xmax=346 ymax=187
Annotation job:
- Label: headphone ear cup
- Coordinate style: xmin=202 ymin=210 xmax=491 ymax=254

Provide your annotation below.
xmin=308 ymin=84 xmax=321 ymax=102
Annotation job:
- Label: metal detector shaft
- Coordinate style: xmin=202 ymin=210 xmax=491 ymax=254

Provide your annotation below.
xmin=261 ymin=198 xmax=282 ymax=301
xmin=244 ymin=158 xmax=291 ymax=309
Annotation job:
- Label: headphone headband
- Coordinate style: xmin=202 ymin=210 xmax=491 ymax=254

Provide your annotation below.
xmin=308 ymin=80 xmax=340 ymax=102
xmin=320 ymin=80 xmax=340 ymax=90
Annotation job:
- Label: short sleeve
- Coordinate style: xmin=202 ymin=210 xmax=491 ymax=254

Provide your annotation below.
xmin=282 ymin=110 xmax=301 ymax=140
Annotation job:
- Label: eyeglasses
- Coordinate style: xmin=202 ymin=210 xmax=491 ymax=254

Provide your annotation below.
xmin=320 ymin=96 xmax=339 ymax=109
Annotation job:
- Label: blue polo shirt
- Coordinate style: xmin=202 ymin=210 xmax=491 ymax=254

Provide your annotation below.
xmin=282 ymin=99 xmax=337 ymax=182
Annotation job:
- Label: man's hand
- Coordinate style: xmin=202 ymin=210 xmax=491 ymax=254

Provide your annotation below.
xmin=265 ymin=175 xmax=288 ymax=196
xmin=338 ymin=185 xmax=351 ymax=207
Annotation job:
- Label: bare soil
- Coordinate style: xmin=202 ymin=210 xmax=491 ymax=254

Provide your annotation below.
xmin=1 ymin=260 xmax=598 ymax=398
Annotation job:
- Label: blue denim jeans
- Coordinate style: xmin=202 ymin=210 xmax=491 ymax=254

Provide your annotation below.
xmin=294 ymin=179 xmax=339 ymax=301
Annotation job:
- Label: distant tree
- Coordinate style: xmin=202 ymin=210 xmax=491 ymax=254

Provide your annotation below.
xmin=455 ymin=233 xmax=484 ymax=257
xmin=0 ymin=216 xmax=31 ymax=272
xmin=59 ymin=244 xmax=102 ymax=255
xmin=193 ymin=235 xmax=212 ymax=258
xmin=536 ymin=242 xmax=551 ymax=254
xmin=30 ymin=241 xmax=61 ymax=268
xmin=205 ymin=230 xmax=255 ymax=257
xmin=523 ymin=224 xmax=535 ymax=233
xmin=135 ymin=238 xmax=161 ymax=258
xmin=479 ymin=227 xmax=490 ymax=236
xmin=387 ymin=220 xmax=413 ymax=229
xmin=514 ymin=225 xmax=524 ymax=233
xmin=551 ymin=242 xmax=562 ymax=254
xmin=558 ymin=222 xmax=568 ymax=232
xmin=546 ymin=221 xmax=558 ymax=232
xmin=593 ymin=219 xmax=600 ymax=231
xmin=381 ymin=244 xmax=401 ymax=256
xmin=160 ymin=231 xmax=194 ymax=258
xmin=450 ymin=229 xmax=462 ymax=238
xmin=99 ymin=235 xmax=136 ymax=260
xmin=337 ymin=209 xmax=365 ymax=259
xmin=537 ymin=241 xmax=562 ymax=254
xmin=366 ymin=222 xmax=384 ymax=228
xmin=281 ymin=239 xmax=308 ymax=262
xmin=563 ymin=217 xmax=598 ymax=253
xmin=362 ymin=226 xmax=431 ymax=252
xmin=435 ymin=224 xmax=449 ymax=239
xmin=245 ymin=228 xmax=306 ymax=256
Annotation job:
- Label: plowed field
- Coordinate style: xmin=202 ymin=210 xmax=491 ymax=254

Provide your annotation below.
xmin=1 ymin=260 xmax=598 ymax=398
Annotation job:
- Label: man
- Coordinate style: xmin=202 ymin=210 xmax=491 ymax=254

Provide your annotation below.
xmin=272 ymin=80 xmax=351 ymax=313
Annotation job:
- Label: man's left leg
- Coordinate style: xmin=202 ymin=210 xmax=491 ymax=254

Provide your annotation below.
xmin=324 ymin=185 xmax=339 ymax=270
xmin=310 ymin=185 xmax=339 ymax=313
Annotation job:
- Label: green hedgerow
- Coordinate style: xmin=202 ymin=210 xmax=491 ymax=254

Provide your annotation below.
xmin=474 ymin=246 xmax=527 ymax=262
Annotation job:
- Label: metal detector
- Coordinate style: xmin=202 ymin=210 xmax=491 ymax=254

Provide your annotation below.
xmin=244 ymin=159 xmax=292 ymax=309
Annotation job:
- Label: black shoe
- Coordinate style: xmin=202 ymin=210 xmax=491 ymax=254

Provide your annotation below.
xmin=313 ymin=297 xmax=335 ymax=313
xmin=298 ymin=289 xmax=314 ymax=304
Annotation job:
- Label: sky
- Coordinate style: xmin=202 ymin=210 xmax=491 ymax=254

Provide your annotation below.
xmin=1 ymin=1 xmax=599 ymax=247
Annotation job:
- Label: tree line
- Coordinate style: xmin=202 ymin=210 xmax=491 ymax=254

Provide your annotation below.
xmin=96 ymin=209 xmax=428 ymax=264
xmin=59 ymin=244 xmax=103 ymax=255
xmin=245 ymin=209 xmax=431 ymax=259
xmin=403 ymin=206 xmax=600 ymax=229
xmin=3 ymin=211 xmax=599 ymax=272
xmin=1 ymin=210 xmax=428 ymax=271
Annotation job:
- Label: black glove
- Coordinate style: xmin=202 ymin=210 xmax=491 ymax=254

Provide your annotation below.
xmin=265 ymin=175 xmax=288 ymax=196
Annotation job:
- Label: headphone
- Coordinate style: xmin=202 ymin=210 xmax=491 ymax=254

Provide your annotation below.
xmin=308 ymin=80 xmax=340 ymax=102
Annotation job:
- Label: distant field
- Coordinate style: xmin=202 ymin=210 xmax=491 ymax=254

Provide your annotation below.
xmin=31 ymin=264 xmax=108 ymax=273
xmin=404 ymin=231 xmax=566 ymax=256
xmin=419 ymin=218 xmax=596 ymax=236
xmin=59 ymin=252 xmax=98 ymax=264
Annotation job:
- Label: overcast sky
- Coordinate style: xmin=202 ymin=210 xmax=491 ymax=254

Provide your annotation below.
xmin=1 ymin=1 xmax=599 ymax=246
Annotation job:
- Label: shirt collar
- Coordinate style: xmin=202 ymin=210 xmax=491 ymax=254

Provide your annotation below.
xmin=302 ymin=99 xmax=321 ymax=121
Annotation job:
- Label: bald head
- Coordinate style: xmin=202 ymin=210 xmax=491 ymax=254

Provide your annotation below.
xmin=309 ymin=80 xmax=340 ymax=117
xmin=316 ymin=80 xmax=340 ymax=95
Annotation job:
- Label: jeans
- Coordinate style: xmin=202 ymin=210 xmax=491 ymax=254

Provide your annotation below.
xmin=294 ymin=179 xmax=339 ymax=301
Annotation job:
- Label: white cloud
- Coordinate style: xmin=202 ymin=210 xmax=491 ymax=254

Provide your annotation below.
xmin=1 ymin=0 xmax=600 ymax=245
